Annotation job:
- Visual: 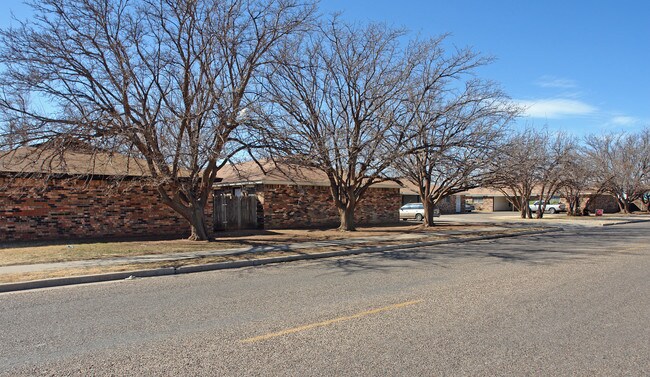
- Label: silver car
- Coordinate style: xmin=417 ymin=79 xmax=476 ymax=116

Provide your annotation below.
xmin=529 ymin=200 xmax=566 ymax=214
xmin=399 ymin=202 xmax=440 ymax=221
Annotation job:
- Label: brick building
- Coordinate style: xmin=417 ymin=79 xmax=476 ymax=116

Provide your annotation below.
xmin=399 ymin=182 xmax=466 ymax=214
xmin=399 ymin=183 xmax=620 ymax=214
xmin=214 ymin=161 xmax=401 ymax=229
xmin=0 ymin=148 xmax=196 ymax=242
xmin=1 ymin=149 xmax=401 ymax=241
xmin=459 ymin=187 xmax=620 ymax=213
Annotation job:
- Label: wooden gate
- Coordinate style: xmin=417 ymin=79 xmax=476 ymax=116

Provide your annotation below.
xmin=213 ymin=194 xmax=259 ymax=231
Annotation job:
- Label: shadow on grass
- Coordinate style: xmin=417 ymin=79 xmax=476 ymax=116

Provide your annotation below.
xmin=0 ymin=222 xmax=483 ymax=250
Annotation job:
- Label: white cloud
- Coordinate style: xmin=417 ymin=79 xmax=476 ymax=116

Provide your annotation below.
xmin=610 ymin=115 xmax=639 ymax=126
xmin=517 ymin=98 xmax=597 ymax=119
xmin=536 ymin=76 xmax=577 ymax=89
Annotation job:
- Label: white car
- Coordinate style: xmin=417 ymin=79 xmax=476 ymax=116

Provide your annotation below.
xmin=399 ymin=203 xmax=440 ymax=221
xmin=529 ymin=200 xmax=566 ymax=214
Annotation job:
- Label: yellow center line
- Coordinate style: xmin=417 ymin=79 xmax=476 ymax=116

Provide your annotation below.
xmin=241 ymin=299 xmax=423 ymax=344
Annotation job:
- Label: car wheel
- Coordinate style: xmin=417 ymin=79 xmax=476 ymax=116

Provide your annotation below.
xmin=415 ymin=214 xmax=423 ymax=221
xmin=548 ymin=208 xmax=556 ymax=214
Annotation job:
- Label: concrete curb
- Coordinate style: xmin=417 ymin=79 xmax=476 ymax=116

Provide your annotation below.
xmin=0 ymin=267 xmax=176 ymax=293
xmin=0 ymin=227 xmax=560 ymax=293
xmin=601 ymin=218 xmax=650 ymax=226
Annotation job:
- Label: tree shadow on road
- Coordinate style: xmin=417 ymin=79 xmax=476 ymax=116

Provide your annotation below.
xmin=312 ymin=224 xmax=649 ymax=276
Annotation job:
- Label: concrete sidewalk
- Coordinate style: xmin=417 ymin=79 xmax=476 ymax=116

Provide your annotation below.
xmin=1 ymin=226 xmax=507 ymax=275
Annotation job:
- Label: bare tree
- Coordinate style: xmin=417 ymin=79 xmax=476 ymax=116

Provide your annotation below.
xmin=0 ymin=0 xmax=315 ymax=240
xmin=557 ymin=148 xmax=594 ymax=216
xmin=394 ymin=39 xmax=517 ymax=226
xmin=489 ymin=128 xmax=569 ymax=219
xmin=259 ymin=18 xmax=416 ymax=231
xmin=584 ymin=129 xmax=650 ymax=214
xmin=489 ymin=129 xmax=537 ymax=219
xmin=532 ymin=132 xmax=574 ymax=218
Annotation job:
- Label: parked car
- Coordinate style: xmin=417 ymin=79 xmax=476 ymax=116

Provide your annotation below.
xmin=399 ymin=203 xmax=440 ymax=221
xmin=465 ymin=203 xmax=475 ymax=212
xmin=529 ymin=200 xmax=566 ymax=214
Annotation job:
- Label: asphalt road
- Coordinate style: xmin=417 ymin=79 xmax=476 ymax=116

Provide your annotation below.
xmin=1 ymin=223 xmax=649 ymax=376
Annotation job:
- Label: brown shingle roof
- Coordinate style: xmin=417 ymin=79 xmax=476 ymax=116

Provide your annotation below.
xmin=399 ymin=183 xmax=505 ymax=197
xmin=216 ymin=160 xmax=401 ymax=188
xmin=460 ymin=187 xmax=509 ymax=196
xmin=0 ymin=147 xmax=150 ymax=177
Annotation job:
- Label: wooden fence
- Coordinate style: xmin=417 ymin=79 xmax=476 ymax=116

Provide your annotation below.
xmin=213 ymin=194 xmax=259 ymax=231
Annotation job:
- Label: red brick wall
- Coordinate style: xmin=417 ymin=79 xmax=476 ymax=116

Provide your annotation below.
xmin=436 ymin=196 xmax=456 ymax=214
xmin=466 ymin=196 xmax=494 ymax=212
xmin=585 ymin=194 xmax=620 ymax=213
xmin=0 ymin=177 xmax=196 ymax=242
xmin=259 ymin=184 xmax=400 ymax=229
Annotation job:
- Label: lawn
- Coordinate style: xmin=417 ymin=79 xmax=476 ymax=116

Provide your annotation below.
xmin=0 ymin=223 xmax=481 ymax=267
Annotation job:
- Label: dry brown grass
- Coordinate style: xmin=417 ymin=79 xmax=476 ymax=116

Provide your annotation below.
xmin=0 ymin=248 xmax=336 ymax=283
xmin=0 ymin=223 xmax=484 ymax=267
xmin=0 ymin=239 xmax=246 ymax=267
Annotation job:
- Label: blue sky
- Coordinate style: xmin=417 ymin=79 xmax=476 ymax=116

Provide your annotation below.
xmin=2 ymin=0 xmax=649 ymax=135
xmin=319 ymin=0 xmax=650 ymax=135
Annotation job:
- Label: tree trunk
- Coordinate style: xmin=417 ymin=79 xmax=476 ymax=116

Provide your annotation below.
xmin=520 ymin=197 xmax=531 ymax=219
xmin=567 ymin=195 xmax=580 ymax=216
xmin=188 ymin=204 xmax=210 ymax=241
xmin=582 ymin=195 xmax=594 ymax=216
xmin=616 ymin=197 xmax=628 ymax=214
xmin=423 ymin=199 xmax=436 ymax=227
xmin=338 ymin=205 xmax=356 ymax=231
xmin=157 ymin=186 xmax=212 ymax=241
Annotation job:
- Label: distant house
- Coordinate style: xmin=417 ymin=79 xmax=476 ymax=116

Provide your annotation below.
xmin=214 ymin=161 xmax=401 ymax=229
xmin=398 ymin=184 xmax=620 ymax=214
xmin=459 ymin=187 xmax=515 ymax=212
xmin=398 ymin=182 xmax=459 ymax=214
xmin=0 ymin=147 xmax=193 ymax=242
xmin=458 ymin=187 xmax=619 ymax=213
